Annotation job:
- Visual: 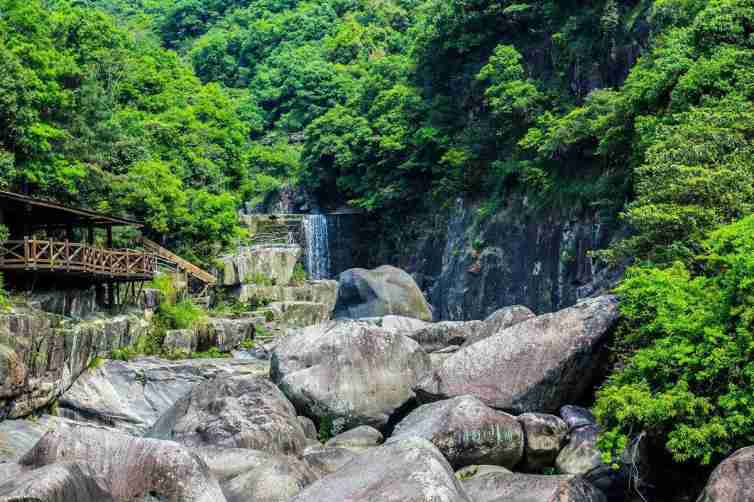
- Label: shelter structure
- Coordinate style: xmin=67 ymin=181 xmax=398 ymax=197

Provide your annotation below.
xmin=0 ymin=190 xmax=157 ymax=305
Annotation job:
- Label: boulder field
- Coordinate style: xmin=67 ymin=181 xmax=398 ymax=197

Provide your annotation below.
xmin=0 ymin=278 xmax=743 ymax=501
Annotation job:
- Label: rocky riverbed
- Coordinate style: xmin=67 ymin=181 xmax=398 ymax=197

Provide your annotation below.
xmin=0 ymin=266 xmax=746 ymax=501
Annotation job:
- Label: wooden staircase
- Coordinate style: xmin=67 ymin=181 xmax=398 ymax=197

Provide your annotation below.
xmin=141 ymin=238 xmax=217 ymax=288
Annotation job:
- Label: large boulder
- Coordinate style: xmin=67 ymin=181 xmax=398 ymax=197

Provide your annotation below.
xmin=271 ymin=320 xmax=431 ymax=433
xmin=556 ymin=425 xmax=603 ymax=475
xmin=518 ymin=413 xmax=568 ymax=471
xmin=325 ymin=425 xmax=383 ymax=452
xmin=463 ymin=305 xmax=536 ymax=346
xmin=333 ymin=265 xmax=433 ymax=321
xmin=408 ymin=321 xmax=484 ymax=352
xmin=696 ymin=446 xmax=754 ymax=502
xmin=59 ymin=357 xmax=268 ymax=434
xmin=20 ymin=422 xmax=226 ymax=502
xmin=459 ymin=466 xmax=606 ymax=502
xmin=303 ymin=446 xmax=360 ymax=477
xmin=389 ymin=395 xmax=524 ymax=469
xmin=415 ymin=296 xmax=619 ymax=413
xmin=289 ymin=438 xmax=471 ymax=502
xmin=0 ymin=463 xmax=113 ymax=502
xmin=151 ymin=374 xmax=307 ymax=456
xmin=195 ymin=446 xmax=319 ymax=502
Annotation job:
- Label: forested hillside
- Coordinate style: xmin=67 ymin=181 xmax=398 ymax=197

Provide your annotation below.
xmin=2 ymin=0 xmax=754 ymax=489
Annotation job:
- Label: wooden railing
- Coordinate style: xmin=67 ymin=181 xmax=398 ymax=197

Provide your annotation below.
xmin=0 ymin=239 xmax=157 ymax=279
xmin=141 ymin=238 xmax=217 ymax=285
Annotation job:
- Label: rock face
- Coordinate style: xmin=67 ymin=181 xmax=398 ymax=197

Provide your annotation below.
xmin=556 ymin=425 xmax=602 ymax=475
xmin=333 ymin=265 xmax=433 ymax=321
xmin=232 ymin=280 xmax=337 ymax=312
xmin=389 ymin=395 xmax=524 ymax=469
xmin=518 ymin=413 xmax=568 ymax=471
xmin=415 ymin=296 xmax=619 ymax=413
xmin=0 ymin=308 xmax=149 ymax=419
xmin=290 ymin=438 xmax=471 ymax=502
xmin=150 ymin=374 xmax=307 ymax=456
xmin=303 ymin=446 xmax=360 ymax=477
xmin=460 ymin=467 xmax=606 ymax=502
xmin=203 ymin=318 xmax=255 ymax=352
xmin=195 ymin=446 xmax=319 ymax=502
xmin=697 ymin=447 xmax=754 ymax=502
xmin=218 ymin=245 xmax=302 ymax=287
xmin=0 ymin=462 xmax=113 ymax=502
xmin=271 ymin=320 xmax=431 ymax=433
xmin=20 ymin=422 xmax=226 ymax=502
xmin=59 ymin=357 xmax=268 ymax=434
xmin=267 ymin=300 xmax=331 ymax=327
xmin=163 ymin=328 xmax=198 ymax=353
xmin=0 ymin=415 xmax=65 ymax=463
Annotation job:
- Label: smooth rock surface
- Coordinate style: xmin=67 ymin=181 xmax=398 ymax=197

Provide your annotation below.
xmin=556 ymin=425 xmax=602 ymax=475
xmin=518 ymin=412 xmax=568 ymax=471
xmin=271 ymin=320 xmax=431 ymax=432
xmin=0 ymin=463 xmax=113 ymax=502
xmin=697 ymin=446 xmax=754 ymax=502
xmin=0 ymin=415 xmax=62 ymax=462
xmin=408 ymin=321 xmax=484 ymax=352
xmin=463 ymin=305 xmax=536 ymax=346
xmin=289 ymin=438 xmax=471 ymax=502
xmin=325 ymin=425 xmax=383 ymax=451
xmin=460 ymin=467 xmax=606 ymax=502
xmin=59 ymin=357 xmax=268 ymax=434
xmin=303 ymin=446 xmax=360 ymax=477
xmin=389 ymin=395 xmax=524 ymax=469
xmin=20 ymin=422 xmax=226 ymax=501
xmin=204 ymin=318 xmax=255 ymax=352
xmin=195 ymin=446 xmax=318 ymax=502
xmin=150 ymin=374 xmax=307 ymax=456
xmin=415 ymin=296 xmax=619 ymax=413
xmin=333 ymin=265 xmax=433 ymax=321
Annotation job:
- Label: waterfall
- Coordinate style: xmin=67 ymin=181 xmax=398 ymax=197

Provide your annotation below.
xmin=303 ymin=214 xmax=330 ymax=280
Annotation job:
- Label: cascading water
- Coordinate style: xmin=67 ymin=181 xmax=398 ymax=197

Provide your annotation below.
xmin=303 ymin=214 xmax=330 ymax=280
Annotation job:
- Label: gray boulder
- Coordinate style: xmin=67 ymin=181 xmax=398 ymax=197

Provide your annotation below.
xmin=389 ymin=395 xmax=524 ymax=469
xmin=195 ymin=446 xmax=319 ymax=502
xmin=20 ymin=422 xmax=226 ymax=502
xmin=408 ymin=321 xmax=484 ymax=352
xmin=560 ymin=405 xmax=597 ymax=431
xmin=378 ymin=315 xmax=431 ymax=334
xmin=460 ymin=467 xmax=606 ymax=502
xmin=556 ymin=425 xmax=602 ymax=475
xmin=415 ymin=296 xmax=619 ymax=413
xmin=59 ymin=357 xmax=268 ymax=434
xmin=303 ymin=446 xmax=360 ymax=476
xmin=697 ymin=446 xmax=754 ymax=502
xmin=150 ymin=374 xmax=307 ymax=456
xmin=325 ymin=425 xmax=383 ymax=451
xmin=271 ymin=320 xmax=431 ymax=433
xmin=205 ymin=318 xmax=255 ymax=352
xmin=518 ymin=413 xmax=568 ymax=471
xmin=463 ymin=305 xmax=536 ymax=346
xmin=289 ymin=438 xmax=471 ymax=502
xmin=0 ymin=463 xmax=113 ymax=502
xmin=163 ymin=329 xmax=198 ymax=353
xmin=0 ymin=415 xmax=61 ymax=463
xmin=333 ymin=266 xmax=433 ymax=321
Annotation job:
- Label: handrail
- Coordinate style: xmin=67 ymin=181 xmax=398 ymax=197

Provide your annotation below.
xmin=140 ymin=238 xmax=217 ymax=285
xmin=0 ymin=239 xmax=157 ymax=279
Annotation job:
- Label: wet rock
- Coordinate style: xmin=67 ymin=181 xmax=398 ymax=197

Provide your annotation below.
xmin=696 ymin=446 xmax=754 ymax=501
xmin=333 ymin=265 xmax=433 ymax=321
xmin=289 ymin=438 xmax=471 ymax=502
xmin=463 ymin=305 xmax=536 ymax=346
xmin=0 ymin=463 xmax=113 ymax=502
xmin=460 ymin=466 xmax=606 ymax=502
xmin=150 ymin=374 xmax=307 ymax=456
xmin=389 ymin=395 xmax=524 ymax=469
xmin=325 ymin=425 xmax=383 ymax=451
xmin=415 ymin=296 xmax=619 ymax=413
xmin=518 ymin=413 xmax=568 ymax=471
xmin=59 ymin=357 xmax=268 ymax=434
xmin=195 ymin=446 xmax=318 ymax=502
xmin=303 ymin=446 xmax=360 ymax=476
xmin=20 ymin=422 xmax=226 ymax=501
xmin=271 ymin=320 xmax=431 ymax=433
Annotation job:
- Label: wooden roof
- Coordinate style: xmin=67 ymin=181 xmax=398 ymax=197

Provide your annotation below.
xmin=0 ymin=191 xmax=143 ymax=228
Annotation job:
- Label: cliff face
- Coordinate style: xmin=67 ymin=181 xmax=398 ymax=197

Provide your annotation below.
xmin=400 ymin=197 xmax=622 ymax=320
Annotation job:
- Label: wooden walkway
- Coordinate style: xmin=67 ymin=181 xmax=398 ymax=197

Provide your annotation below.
xmin=141 ymin=238 xmax=217 ymax=285
xmin=0 ymin=239 xmax=157 ymax=280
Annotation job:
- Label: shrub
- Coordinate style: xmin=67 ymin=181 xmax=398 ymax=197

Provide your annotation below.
xmin=291 ymin=262 xmax=307 ymax=286
xmin=595 ymin=215 xmax=754 ymax=467
xmin=159 ymin=299 xmax=207 ymax=330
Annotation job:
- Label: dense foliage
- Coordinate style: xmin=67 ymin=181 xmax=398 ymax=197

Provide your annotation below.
xmin=596 ymin=215 xmax=754 ymax=466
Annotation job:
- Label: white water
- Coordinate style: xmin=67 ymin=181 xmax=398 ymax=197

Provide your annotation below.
xmin=303 ymin=214 xmax=330 ymax=280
